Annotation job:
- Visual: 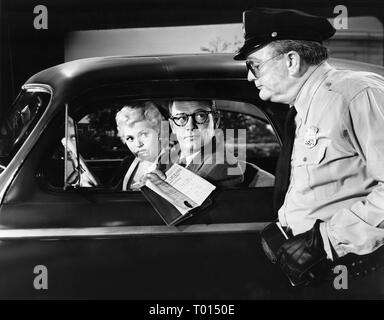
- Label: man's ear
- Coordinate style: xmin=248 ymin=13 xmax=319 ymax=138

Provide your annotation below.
xmin=286 ymin=51 xmax=301 ymax=76
xmin=169 ymin=119 xmax=176 ymax=133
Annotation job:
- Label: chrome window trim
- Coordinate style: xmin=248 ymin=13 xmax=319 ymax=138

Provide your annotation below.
xmin=0 ymin=222 xmax=268 ymax=240
xmin=0 ymin=83 xmax=54 ymax=204
xmin=22 ymin=84 xmax=52 ymax=94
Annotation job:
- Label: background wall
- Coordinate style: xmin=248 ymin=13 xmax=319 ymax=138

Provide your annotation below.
xmin=1 ymin=0 xmax=384 ymax=118
xmin=64 ymin=17 xmax=382 ymax=64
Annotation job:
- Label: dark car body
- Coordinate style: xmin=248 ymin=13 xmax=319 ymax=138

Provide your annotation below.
xmin=0 ymin=54 xmax=383 ymax=299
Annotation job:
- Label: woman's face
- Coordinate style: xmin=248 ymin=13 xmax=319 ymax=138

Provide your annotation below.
xmin=121 ymin=120 xmax=160 ymax=162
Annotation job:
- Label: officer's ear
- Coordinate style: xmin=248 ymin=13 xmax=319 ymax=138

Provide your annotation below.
xmin=285 ymin=51 xmax=301 ymax=76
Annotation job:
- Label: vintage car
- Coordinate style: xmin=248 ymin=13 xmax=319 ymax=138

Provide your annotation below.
xmin=0 ymin=53 xmax=383 ymax=299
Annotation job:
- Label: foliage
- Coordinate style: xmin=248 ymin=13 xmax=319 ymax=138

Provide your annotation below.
xmin=200 ymin=36 xmax=243 ymax=53
xmin=219 ymin=112 xmax=278 ymax=143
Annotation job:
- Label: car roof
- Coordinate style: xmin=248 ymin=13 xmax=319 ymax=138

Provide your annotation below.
xmin=25 ymin=54 xmax=246 ymax=94
xmin=25 ymin=53 xmax=384 ymax=98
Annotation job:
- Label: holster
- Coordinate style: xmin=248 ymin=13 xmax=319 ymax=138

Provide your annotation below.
xmin=260 ymin=222 xmax=290 ymax=264
xmin=260 ymin=221 xmax=329 ymax=286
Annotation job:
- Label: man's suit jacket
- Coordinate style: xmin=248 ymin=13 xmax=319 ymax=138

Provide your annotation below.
xmin=159 ymin=136 xmax=274 ymax=189
xmin=182 ymin=147 xmax=245 ymax=188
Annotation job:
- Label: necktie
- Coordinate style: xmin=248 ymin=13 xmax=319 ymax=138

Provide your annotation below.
xmin=273 ymin=106 xmax=297 ymax=214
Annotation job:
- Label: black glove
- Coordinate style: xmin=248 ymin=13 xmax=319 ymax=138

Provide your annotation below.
xmin=276 ymin=220 xmax=329 ymax=286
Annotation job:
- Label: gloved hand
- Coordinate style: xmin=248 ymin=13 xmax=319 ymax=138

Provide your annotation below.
xmin=276 ymin=220 xmax=329 ymax=286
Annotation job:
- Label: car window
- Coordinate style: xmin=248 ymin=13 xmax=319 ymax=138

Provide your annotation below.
xmin=0 ymin=87 xmax=51 ymax=169
xmin=41 ymin=99 xmax=279 ymax=190
xmin=219 ymin=110 xmax=279 ymax=175
xmin=77 ymin=107 xmax=124 ymax=161
xmin=63 ymin=114 xmax=100 ymax=189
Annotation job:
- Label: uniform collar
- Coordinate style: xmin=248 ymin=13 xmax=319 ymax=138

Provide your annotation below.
xmin=293 ymin=61 xmax=334 ymax=121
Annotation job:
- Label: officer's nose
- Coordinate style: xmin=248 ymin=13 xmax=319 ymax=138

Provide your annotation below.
xmin=247 ymin=69 xmax=257 ymax=82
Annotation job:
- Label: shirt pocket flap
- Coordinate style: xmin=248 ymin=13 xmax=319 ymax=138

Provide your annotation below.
xmin=296 ymin=143 xmax=327 ymax=167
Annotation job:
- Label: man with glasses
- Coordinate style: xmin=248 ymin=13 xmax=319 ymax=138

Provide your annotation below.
xmin=235 ymin=7 xmax=384 ymax=286
xmin=166 ymin=99 xmax=274 ymax=188
xmin=166 ymin=100 xmax=247 ymax=188
xmin=168 ymin=100 xmax=219 ymax=168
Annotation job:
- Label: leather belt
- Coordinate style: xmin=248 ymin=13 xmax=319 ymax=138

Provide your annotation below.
xmin=331 ymin=246 xmax=384 ymax=279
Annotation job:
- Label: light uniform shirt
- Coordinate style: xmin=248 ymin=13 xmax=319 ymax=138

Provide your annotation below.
xmin=278 ymin=61 xmax=384 ymax=260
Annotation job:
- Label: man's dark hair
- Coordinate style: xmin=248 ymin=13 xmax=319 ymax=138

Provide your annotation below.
xmin=269 ymin=40 xmax=329 ymax=65
xmin=168 ymin=100 xmax=217 ymax=115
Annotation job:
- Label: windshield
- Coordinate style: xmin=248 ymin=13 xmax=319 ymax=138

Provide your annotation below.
xmin=0 ymin=87 xmax=51 ymax=171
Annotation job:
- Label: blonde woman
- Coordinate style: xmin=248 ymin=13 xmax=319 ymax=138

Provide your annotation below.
xmin=111 ymin=101 xmax=165 ymax=190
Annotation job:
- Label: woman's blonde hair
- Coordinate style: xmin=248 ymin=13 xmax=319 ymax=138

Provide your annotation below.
xmin=116 ymin=101 xmax=163 ymax=142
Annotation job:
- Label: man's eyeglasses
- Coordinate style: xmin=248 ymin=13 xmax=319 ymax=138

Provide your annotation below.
xmin=246 ymin=53 xmax=283 ymax=78
xmin=170 ymin=111 xmax=213 ymax=127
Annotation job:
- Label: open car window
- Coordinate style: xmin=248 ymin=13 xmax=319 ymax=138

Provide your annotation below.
xmin=62 ymin=109 xmax=100 ymax=189
xmin=0 ymin=87 xmax=51 ymax=169
xmin=41 ymin=99 xmax=279 ymax=191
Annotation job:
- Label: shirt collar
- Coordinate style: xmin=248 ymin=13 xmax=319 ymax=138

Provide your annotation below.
xmin=180 ymin=151 xmax=200 ymax=166
xmin=293 ymin=61 xmax=334 ymax=120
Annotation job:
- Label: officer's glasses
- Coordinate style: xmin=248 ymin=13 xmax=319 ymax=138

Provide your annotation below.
xmin=170 ymin=111 xmax=213 ymax=127
xmin=246 ymin=53 xmax=283 ymax=78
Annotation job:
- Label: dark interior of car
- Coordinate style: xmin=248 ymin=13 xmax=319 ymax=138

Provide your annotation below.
xmin=40 ymin=97 xmax=280 ymax=192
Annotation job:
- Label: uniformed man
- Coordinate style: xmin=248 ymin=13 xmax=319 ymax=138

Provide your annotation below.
xmin=234 ymin=8 xmax=384 ymax=285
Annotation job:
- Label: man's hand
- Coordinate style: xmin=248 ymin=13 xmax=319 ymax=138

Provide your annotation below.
xmin=131 ymin=169 xmax=166 ymax=189
xmin=276 ymin=220 xmax=329 ymax=286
